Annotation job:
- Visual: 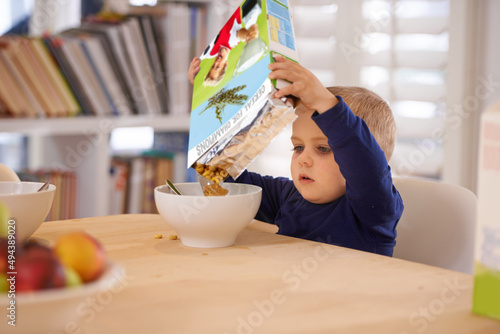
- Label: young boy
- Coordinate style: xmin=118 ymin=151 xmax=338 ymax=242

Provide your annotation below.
xmin=188 ymin=55 xmax=404 ymax=256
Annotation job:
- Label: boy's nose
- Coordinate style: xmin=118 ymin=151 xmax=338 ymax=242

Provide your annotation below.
xmin=298 ymin=151 xmax=313 ymax=167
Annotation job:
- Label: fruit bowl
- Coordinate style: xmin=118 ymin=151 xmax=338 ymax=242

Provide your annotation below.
xmin=154 ymin=182 xmax=262 ymax=248
xmin=0 ymin=181 xmax=56 ymax=241
xmin=0 ymin=262 xmax=124 ymax=333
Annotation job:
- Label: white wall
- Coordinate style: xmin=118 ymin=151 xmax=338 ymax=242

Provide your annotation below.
xmin=476 ymin=0 xmax=500 ymax=112
xmin=471 ymin=0 xmax=500 ymax=192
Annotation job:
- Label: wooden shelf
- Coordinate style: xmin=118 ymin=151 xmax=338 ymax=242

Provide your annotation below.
xmin=0 ymin=114 xmax=191 ymax=135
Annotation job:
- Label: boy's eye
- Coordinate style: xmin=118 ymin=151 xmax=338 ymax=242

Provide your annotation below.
xmin=317 ymin=146 xmax=332 ymax=154
xmin=292 ymin=145 xmax=304 ymax=153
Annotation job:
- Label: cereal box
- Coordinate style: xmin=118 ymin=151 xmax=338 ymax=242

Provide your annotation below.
xmin=188 ymin=0 xmax=298 ymax=178
xmin=472 ymin=101 xmax=500 ymax=320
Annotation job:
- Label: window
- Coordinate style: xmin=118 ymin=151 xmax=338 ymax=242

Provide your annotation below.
xmin=290 ymin=0 xmax=451 ymax=179
xmin=0 ymin=0 xmax=33 ymax=35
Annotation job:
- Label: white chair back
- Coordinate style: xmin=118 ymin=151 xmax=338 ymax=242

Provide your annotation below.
xmin=393 ymin=177 xmax=477 ymax=274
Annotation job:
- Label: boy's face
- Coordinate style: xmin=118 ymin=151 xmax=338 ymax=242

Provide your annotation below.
xmin=290 ymin=103 xmax=346 ymax=204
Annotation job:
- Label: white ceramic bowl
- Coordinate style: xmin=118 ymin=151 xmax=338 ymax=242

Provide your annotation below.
xmin=154 ymin=182 xmax=262 ymax=248
xmin=0 ymin=181 xmax=56 ymax=241
xmin=0 ymin=262 xmax=124 ymax=333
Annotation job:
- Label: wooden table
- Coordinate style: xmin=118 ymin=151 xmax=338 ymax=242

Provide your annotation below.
xmin=31 ymin=214 xmax=500 ymax=334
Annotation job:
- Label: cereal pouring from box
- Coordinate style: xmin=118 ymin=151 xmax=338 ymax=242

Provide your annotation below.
xmin=194 ymin=162 xmax=229 ymax=196
xmin=188 ymin=0 xmax=299 ymax=196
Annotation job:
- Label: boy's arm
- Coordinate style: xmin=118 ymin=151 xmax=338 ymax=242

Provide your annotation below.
xmin=229 ymin=170 xmax=293 ymax=224
xmin=313 ymin=99 xmax=402 ymax=225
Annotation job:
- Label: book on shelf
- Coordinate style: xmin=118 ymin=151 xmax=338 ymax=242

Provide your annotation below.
xmin=0 ymin=2 xmax=209 ymax=119
xmin=0 ymin=36 xmax=79 ymax=118
xmin=28 ymin=37 xmax=81 ymax=117
xmin=61 ymin=29 xmax=134 ymax=116
xmin=153 ymin=131 xmax=197 ymax=182
xmin=109 ymin=151 xmax=175 ymax=215
xmin=166 ymin=3 xmax=191 ymax=115
xmin=8 ymin=36 xmax=68 ymax=117
xmin=127 ymin=157 xmax=145 ymax=214
xmin=43 ymin=35 xmax=95 ymax=116
xmin=134 ymin=14 xmax=170 ymax=114
xmin=0 ymin=43 xmax=39 ymax=118
xmin=76 ymin=22 xmax=141 ymax=114
xmin=109 ymin=156 xmax=130 ymax=215
xmin=58 ymin=33 xmax=114 ymax=116
xmin=129 ymin=2 xmax=207 ymax=115
xmin=120 ymin=16 xmax=164 ymax=115
xmin=17 ymin=169 xmax=77 ymax=221
xmin=141 ymin=156 xmax=157 ymax=214
xmin=190 ymin=4 xmax=209 ymax=63
xmin=1 ymin=37 xmax=48 ymax=118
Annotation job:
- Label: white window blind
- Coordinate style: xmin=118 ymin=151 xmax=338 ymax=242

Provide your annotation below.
xmin=291 ymin=0 xmax=450 ymax=179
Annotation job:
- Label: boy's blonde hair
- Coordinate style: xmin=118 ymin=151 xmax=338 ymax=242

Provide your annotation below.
xmin=327 ymin=86 xmax=396 ymax=161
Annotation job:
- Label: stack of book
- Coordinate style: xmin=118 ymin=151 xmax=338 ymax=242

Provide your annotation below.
xmin=0 ymin=36 xmax=81 ymax=118
xmin=0 ymin=2 xmax=208 ymax=118
xmin=152 ymin=131 xmax=198 ymax=183
xmin=18 ymin=169 xmax=77 ymax=221
xmin=109 ymin=150 xmax=175 ymax=215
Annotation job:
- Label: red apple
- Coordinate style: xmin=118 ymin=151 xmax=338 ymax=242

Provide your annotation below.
xmin=53 ymin=232 xmax=106 ymax=283
xmin=16 ymin=241 xmax=66 ymax=292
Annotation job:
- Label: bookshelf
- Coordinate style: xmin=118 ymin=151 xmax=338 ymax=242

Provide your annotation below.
xmin=0 ymin=0 xmax=226 ymax=218
xmin=0 ymin=115 xmax=190 ymax=218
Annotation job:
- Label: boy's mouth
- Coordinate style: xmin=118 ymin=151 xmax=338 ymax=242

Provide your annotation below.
xmin=298 ymin=173 xmax=314 ymax=184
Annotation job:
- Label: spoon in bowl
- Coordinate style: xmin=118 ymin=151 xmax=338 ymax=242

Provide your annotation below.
xmin=37 ymin=182 xmax=50 ymax=192
xmin=165 ymin=180 xmax=182 ymax=195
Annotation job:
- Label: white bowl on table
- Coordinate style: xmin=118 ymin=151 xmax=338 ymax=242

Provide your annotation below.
xmin=0 ymin=262 xmax=124 ymax=333
xmin=0 ymin=181 xmax=56 ymax=241
xmin=154 ymin=182 xmax=262 ymax=248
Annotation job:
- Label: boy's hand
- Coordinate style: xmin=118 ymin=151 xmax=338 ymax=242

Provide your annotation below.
xmin=268 ymin=55 xmax=338 ymax=113
xmin=188 ymin=57 xmax=201 ymax=85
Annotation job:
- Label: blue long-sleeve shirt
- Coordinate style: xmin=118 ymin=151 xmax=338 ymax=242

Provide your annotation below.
xmin=231 ymin=97 xmax=404 ymax=256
